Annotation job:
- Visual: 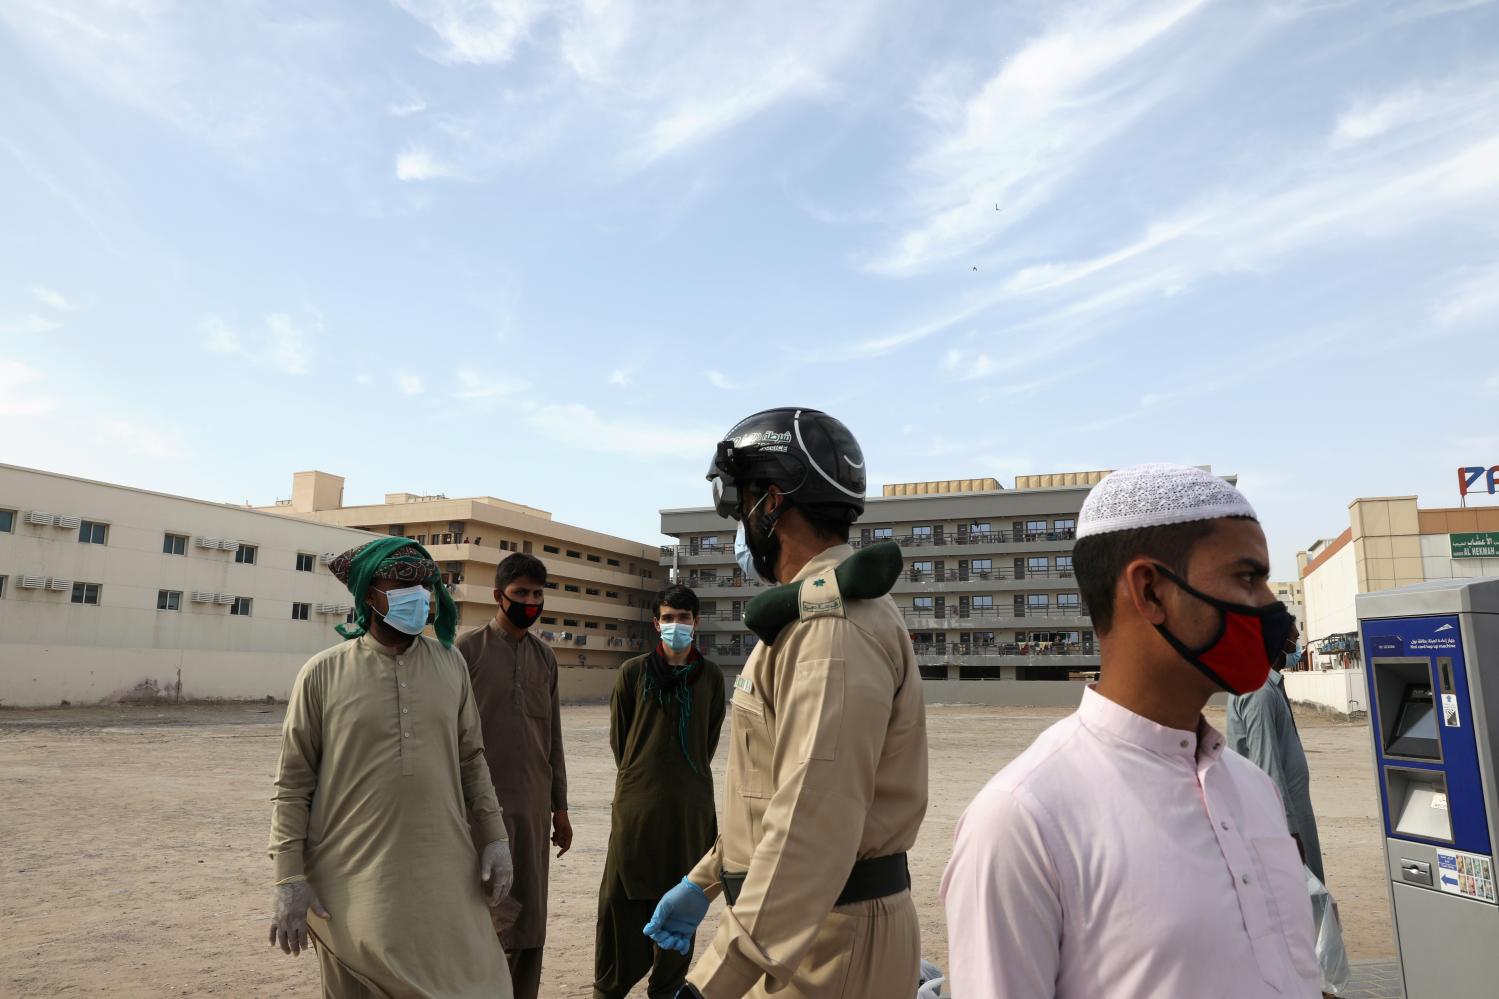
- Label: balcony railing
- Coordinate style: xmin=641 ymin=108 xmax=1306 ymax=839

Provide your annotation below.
xmin=897 ymin=566 xmax=1075 ymax=582
xmin=903 ymin=604 xmax=1088 ymax=622
xmin=678 ymin=573 xmax=767 ymax=591
xmin=913 ymin=641 xmax=1097 ymax=658
xmin=659 ymin=528 xmax=1077 ymax=558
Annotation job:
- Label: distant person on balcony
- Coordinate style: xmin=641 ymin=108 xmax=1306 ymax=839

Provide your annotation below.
xmin=1227 ymin=621 xmax=1324 ymax=883
xmin=267 ymin=538 xmax=515 ymax=997
xmin=943 ymin=463 xmax=1317 ymax=998
xmin=647 ymin=407 xmax=928 ymax=999
xmin=595 ymin=584 xmax=726 ymax=999
xmin=458 ymin=553 xmax=572 ymax=999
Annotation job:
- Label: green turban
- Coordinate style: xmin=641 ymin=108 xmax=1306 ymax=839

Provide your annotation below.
xmin=329 ymin=536 xmax=458 ymax=647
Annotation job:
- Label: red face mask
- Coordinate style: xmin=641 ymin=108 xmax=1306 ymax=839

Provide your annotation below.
xmin=1151 ymin=564 xmax=1293 ymax=695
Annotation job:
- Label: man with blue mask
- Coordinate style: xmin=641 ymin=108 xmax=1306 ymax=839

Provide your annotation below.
xmin=268 ymin=537 xmax=516 ymax=997
xmin=1227 ymin=618 xmax=1326 ymax=882
xmin=594 ymin=584 xmax=726 ymax=999
xmin=734 ymin=525 xmax=760 ymax=584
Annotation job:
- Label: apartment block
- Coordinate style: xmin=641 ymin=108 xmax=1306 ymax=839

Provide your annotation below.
xmin=259 ymin=472 xmax=660 ymax=669
xmin=0 ymin=463 xmax=377 ymax=706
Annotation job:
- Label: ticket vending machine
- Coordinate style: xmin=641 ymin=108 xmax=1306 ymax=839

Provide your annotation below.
xmin=1357 ymin=577 xmax=1499 ymax=997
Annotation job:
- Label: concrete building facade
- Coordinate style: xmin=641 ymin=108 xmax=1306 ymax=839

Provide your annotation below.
xmin=0 ymin=463 xmax=377 ymax=706
xmin=258 ymin=472 xmax=661 ymax=670
xmin=658 ymin=469 xmax=1210 ymax=683
xmin=1298 ymin=497 xmax=1499 ymax=670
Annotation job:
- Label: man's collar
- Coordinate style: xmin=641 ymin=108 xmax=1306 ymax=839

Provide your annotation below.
xmin=359 ymin=631 xmax=414 ymax=658
xmin=789 ymin=544 xmax=854 ymax=584
xmin=1079 ymin=685 xmax=1226 ymax=763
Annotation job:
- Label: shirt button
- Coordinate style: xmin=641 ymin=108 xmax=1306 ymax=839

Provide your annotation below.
xmin=1179 ymin=739 xmax=1190 ymax=749
xmin=402 ymin=707 xmax=409 ymax=714
xmin=404 ymin=730 xmax=411 ymax=738
xmin=1241 ymin=875 xmax=1250 ymax=885
xmin=400 ymin=682 xmax=408 ymax=688
xmin=1221 ymin=821 xmax=1230 ymax=830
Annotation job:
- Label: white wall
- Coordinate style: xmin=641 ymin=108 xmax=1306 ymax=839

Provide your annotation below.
xmin=1419 ymin=533 xmax=1499 ymax=581
xmin=1303 ymin=542 xmax=1358 ymax=666
xmin=1283 ymin=669 xmax=1367 ymax=716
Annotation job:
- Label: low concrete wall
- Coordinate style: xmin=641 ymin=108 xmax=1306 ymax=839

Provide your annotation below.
xmin=0 ymin=644 xmax=307 ymax=705
xmin=921 ymin=679 xmax=1091 ymax=707
xmin=1284 ymin=668 xmax=1367 ymax=716
xmin=558 ymin=667 xmax=618 ymax=704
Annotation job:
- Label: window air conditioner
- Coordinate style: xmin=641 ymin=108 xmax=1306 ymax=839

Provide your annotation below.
xmin=53 ymin=515 xmax=81 ymax=530
xmin=192 ymin=591 xmax=216 ymax=603
xmin=25 ymin=511 xmax=52 ymax=526
xmin=19 ymin=575 xmax=46 ymax=588
xmin=48 ymin=578 xmax=72 ymax=591
xmin=218 ymin=540 xmax=241 ymax=552
xmin=196 ymin=537 xmax=220 ymax=549
xmin=318 ymin=553 xmax=337 ymax=565
xmin=215 ymin=593 xmax=236 ymax=604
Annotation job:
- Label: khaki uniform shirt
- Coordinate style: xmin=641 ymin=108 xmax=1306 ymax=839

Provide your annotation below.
xmin=688 ymin=544 xmax=929 ymax=997
xmin=458 ymin=621 xmax=568 ymax=950
xmin=268 ymin=633 xmax=510 ymax=997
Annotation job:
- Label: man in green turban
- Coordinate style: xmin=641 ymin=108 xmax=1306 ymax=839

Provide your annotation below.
xmin=267 ymin=537 xmax=517 ymax=997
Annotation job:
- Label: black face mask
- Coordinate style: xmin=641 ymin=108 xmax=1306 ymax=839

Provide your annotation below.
xmin=500 ymin=594 xmax=543 ymax=630
xmin=741 ymin=492 xmax=784 ymax=584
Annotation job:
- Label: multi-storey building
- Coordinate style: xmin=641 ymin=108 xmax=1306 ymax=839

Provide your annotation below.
xmin=0 ymin=463 xmax=377 ymax=706
xmin=660 ymin=470 xmax=1227 ymax=682
xmin=258 ymin=471 xmax=660 ymax=669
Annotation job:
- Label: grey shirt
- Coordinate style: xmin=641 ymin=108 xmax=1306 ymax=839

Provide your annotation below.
xmin=1227 ymin=669 xmax=1324 ymax=882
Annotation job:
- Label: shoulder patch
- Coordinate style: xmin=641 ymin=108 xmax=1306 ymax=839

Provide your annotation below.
xmin=734 ymin=674 xmax=754 ymax=695
xmin=799 ymin=571 xmax=845 ymax=621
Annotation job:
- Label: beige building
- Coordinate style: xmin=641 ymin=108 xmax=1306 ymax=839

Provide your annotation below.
xmin=1298 ymin=497 xmax=1499 ymax=669
xmin=1269 ymin=580 xmax=1306 ymax=636
xmin=257 ymin=471 xmax=660 ymax=670
xmin=0 ymin=463 xmax=377 ymax=707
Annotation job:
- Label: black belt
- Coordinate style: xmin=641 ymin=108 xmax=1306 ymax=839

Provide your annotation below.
xmin=720 ymin=853 xmax=909 ymax=908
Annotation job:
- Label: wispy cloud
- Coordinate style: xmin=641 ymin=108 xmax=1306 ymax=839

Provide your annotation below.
xmin=0 ymin=359 xmax=60 ymax=416
xmin=33 ymin=286 xmax=77 ymax=311
xmin=1434 ymin=262 xmax=1499 ymax=326
xmin=388 ymin=97 xmax=428 ymax=117
xmin=394 ymin=0 xmax=552 ymax=65
xmin=609 ymin=365 xmax=639 ymax=387
xmin=399 ymin=374 xmax=424 ymax=396
xmin=705 ymin=370 xmax=738 ymax=390
xmin=0 ymin=314 xmax=64 ymax=335
xmin=100 ymin=418 xmax=184 ymax=460
xmin=456 ymin=369 xmax=516 ymax=400
xmin=529 ymin=403 xmax=719 ymax=456
xmin=869 ymin=0 xmax=1221 ymax=276
xmin=396 ymin=148 xmax=460 ymax=182
xmin=200 ymin=311 xmax=319 ymax=374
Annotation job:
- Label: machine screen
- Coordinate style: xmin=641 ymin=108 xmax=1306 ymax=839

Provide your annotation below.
xmin=1388 ymin=685 xmax=1440 ymax=760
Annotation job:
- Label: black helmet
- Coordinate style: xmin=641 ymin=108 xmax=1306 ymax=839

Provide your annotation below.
xmin=706 ymin=407 xmax=866 ymax=523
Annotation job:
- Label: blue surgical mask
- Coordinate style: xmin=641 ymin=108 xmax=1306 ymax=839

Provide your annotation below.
xmin=734 ymin=525 xmax=759 ymax=582
xmin=377 ymin=585 xmax=431 ymax=636
xmin=660 ymin=622 xmax=695 ymax=652
xmin=1284 ymin=649 xmax=1302 ymax=669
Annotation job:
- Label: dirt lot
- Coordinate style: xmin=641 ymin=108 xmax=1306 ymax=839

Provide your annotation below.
xmin=0 ymin=702 xmax=1391 ymax=997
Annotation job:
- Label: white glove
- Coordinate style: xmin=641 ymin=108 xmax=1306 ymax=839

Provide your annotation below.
xmin=480 ymin=840 xmax=514 ymax=905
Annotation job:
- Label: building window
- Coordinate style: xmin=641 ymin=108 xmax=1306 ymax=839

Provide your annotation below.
xmin=0 ymin=509 xmax=14 ymax=533
xmin=0 ymin=575 xmax=7 ymax=598
xmin=544 ymin=545 xmax=560 ymax=554
xmin=296 ymin=552 xmax=316 ymax=572
xmin=970 ymin=522 xmax=992 ymax=534
xmin=565 ymin=584 xmax=581 ymax=593
xmin=292 ymin=602 xmax=311 ymax=621
xmin=972 ymin=558 xmax=993 ymax=575
xmin=973 ymin=595 xmax=994 ymax=611
xmin=163 ymin=533 xmax=188 ymax=556
xmin=1054 ymin=518 xmax=1076 ymax=534
xmin=913 ymin=596 xmax=935 ymax=612
xmin=1058 ymin=593 xmax=1081 ymax=610
xmin=606 ymin=590 xmax=619 ymax=599
xmin=911 ymin=561 xmax=933 ymax=580
xmin=79 ymin=520 xmax=108 ymax=545
xmin=585 ymin=621 xmax=599 ymax=629
xmin=607 ymin=558 xmax=620 ymax=567
xmin=587 ymin=553 xmax=601 ymax=563
xmin=71 ymin=582 xmax=101 ymax=605
xmin=1056 ymin=555 xmax=1073 ymax=572
xmin=873 ymin=527 xmax=894 ymax=540
xmin=701 ymin=536 xmax=722 ymax=549
xmin=388 ymin=525 xmax=406 ymax=537
xmin=1027 ymin=594 xmax=1050 ymax=610
xmin=563 ymin=618 xmax=579 ymax=626
xmin=541 ymin=616 xmax=557 ymax=625
xmin=1025 ymin=520 xmax=1047 ymax=538
xmin=231 ymin=597 xmax=253 ymax=616
xmin=544 ymin=581 xmax=558 ymax=590
xmin=158 ymin=590 xmax=182 ymax=611
xmin=235 ymin=545 xmax=258 ymax=565
xmin=1027 ymin=556 xmax=1049 ymax=574
xmin=585 ymin=587 xmax=601 ymax=596
xmin=605 ymin=623 xmax=618 ymax=631
xmin=911 ymin=526 xmax=933 ymax=540
xmin=566 ymin=550 xmax=581 ymax=559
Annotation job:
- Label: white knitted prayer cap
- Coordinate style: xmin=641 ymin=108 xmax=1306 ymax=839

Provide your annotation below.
xmin=1076 ymin=463 xmax=1256 ymax=540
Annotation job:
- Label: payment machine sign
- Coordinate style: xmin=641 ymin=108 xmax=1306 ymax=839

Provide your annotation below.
xmin=1436 ymin=849 xmax=1497 ymax=903
xmin=1443 ymin=692 xmax=1462 ymax=727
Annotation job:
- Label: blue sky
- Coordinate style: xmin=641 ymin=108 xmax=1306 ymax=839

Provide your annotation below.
xmin=2 ymin=0 xmax=1498 ymax=571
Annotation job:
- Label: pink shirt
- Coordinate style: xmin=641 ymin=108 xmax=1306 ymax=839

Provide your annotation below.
xmin=941 ymin=687 xmax=1319 ymax=998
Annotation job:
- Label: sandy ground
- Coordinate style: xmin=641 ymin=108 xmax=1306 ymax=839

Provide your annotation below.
xmin=0 ymin=702 xmax=1392 ymax=997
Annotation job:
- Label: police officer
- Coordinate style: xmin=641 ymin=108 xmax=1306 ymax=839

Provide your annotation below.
xmin=644 ymin=408 xmax=929 ymax=999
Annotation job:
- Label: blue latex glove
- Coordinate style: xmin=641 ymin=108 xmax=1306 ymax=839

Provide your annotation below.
xmin=644 ymin=877 xmax=710 ymax=956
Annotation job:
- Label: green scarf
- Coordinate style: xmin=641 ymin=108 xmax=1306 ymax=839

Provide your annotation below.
xmin=334 ymin=536 xmax=458 ymax=647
